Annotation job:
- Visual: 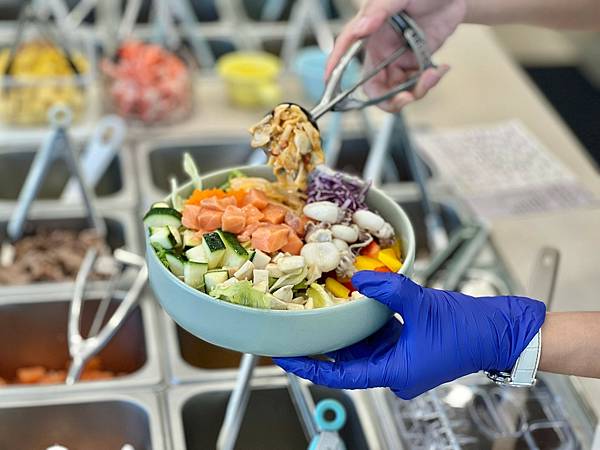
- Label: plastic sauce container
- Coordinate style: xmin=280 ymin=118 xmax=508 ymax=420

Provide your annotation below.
xmin=216 ymin=52 xmax=281 ymax=108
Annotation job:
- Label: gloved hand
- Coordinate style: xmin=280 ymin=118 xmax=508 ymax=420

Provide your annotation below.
xmin=326 ymin=0 xmax=467 ymax=111
xmin=274 ymin=271 xmax=546 ymax=399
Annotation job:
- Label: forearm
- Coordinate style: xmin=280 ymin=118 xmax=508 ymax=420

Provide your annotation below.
xmin=464 ymin=0 xmax=600 ymax=30
xmin=539 ymin=312 xmax=600 ymax=378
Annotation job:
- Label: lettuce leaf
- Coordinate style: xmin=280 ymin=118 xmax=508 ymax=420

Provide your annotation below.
xmin=210 ymin=280 xmax=271 ymax=309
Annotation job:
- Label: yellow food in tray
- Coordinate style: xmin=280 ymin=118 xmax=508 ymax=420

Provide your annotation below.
xmin=0 ymin=41 xmax=90 ymax=125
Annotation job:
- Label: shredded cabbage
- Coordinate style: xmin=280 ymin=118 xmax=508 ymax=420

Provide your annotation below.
xmin=307 ymin=167 xmax=370 ymax=218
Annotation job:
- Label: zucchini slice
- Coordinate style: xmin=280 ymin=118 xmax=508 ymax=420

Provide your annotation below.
xmin=165 ymin=253 xmax=185 ymax=277
xmin=204 ymin=270 xmax=229 ymax=294
xmin=143 ymin=208 xmax=182 ymax=228
xmin=201 ymin=232 xmax=226 ymax=269
xmin=184 ymin=261 xmax=208 ymax=290
xmin=186 ymin=244 xmax=208 ymax=263
xmin=217 ymin=230 xmax=249 ymax=269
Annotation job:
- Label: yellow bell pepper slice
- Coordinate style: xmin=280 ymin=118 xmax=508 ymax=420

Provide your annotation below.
xmin=355 ymin=255 xmax=386 ymax=271
xmin=378 ymin=249 xmax=403 ymax=272
xmin=325 ymin=277 xmax=350 ymax=299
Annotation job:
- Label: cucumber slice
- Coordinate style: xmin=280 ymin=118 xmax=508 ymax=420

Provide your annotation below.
xmin=183 ymin=229 xmax=201 ymax=247
xmin=150 ymin=227 xmax=173 ymax=250
xmin=168 ymin=225 xmax=183 ymax=248
xmin=186 ymin=245 xmax=208 ymax=263
xmin=143 ymin=208 xmax=182 ymax=228
xmin=201 ymin=232 xmax=226 ymax=269
xmin=151 ymin=201 xmax=170 ymax=209
xmin=217 ymin=230 xmax=249 ymax=269
xmin=204 ymin=270 xmax=229 ymax=293
xmin=184 ymin=261 xmax=208 ymax=290
xmin=165 ymin=253 xmax=185 ymax=277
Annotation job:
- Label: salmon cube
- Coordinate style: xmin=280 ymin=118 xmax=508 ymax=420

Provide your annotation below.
xmin=242 ymin=189 xmax=269 ymax=210
xmin=262 ymin=204 xmax=287 ymax=224
xmin=251 ymin=225 xmax=289 ymax=253
xmin=282 ymin=230 xmax=303 ymax=255
xmin=221 ymin=205 xmax=247 ymax=234
xmin=197 ymin=208 xmax=223 ymax=232
xmin=182 ymin=204 xmax=202 ymax=230
xmin=284 ymin=211 xmax=308 ymax=236
xmin=241 ymin=204 xmax=264 ymax=224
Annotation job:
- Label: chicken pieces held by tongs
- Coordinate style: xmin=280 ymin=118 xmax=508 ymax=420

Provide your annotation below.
xmin=249 ymin=103 xmax=324 ymax=192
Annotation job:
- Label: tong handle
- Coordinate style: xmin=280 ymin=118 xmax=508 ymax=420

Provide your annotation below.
xmin=311 ymin=12 xmax=433 ymax=118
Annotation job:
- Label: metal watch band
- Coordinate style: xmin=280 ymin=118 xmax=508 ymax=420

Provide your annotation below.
xmin=485 ymin=330 xmax=542 ymax=387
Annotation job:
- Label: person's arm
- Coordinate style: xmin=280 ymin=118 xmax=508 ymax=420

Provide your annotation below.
xmin=465 ymin=0 xmax=600 ymax=30
xmin=540 ymin=312 xmax=600 ymax=378
xmin=274 ymin=272 xmax=600 ymax=399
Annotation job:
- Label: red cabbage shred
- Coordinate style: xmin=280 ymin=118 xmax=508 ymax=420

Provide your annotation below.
xmin=306 ymin=168 xmax=371 ymax=216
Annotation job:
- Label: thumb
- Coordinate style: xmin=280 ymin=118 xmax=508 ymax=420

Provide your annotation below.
xmin=324 ymin=9 xmax=389 ymax=79
xmin=351 ymin=271 xmax=424 ymax=317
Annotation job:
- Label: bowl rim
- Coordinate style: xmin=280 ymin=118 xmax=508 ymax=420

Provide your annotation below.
xmin=146 ymin=165 xmax=416 ymax=316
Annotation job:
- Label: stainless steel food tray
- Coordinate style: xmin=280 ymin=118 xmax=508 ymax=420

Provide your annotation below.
xmin=158 ymin=308 xmax=282 ymax=384
xmin=0 ymin=139 xmax=138 ymax=213
xmin=166 ymin=376 xmax=384 ymax=450
xmin=0 ymin=290 xmax=162 ymax=397
xmin=0 ymin=207 xmax=141 ymax=298
xmin=0 ymin=389 xmax=167 ymax=450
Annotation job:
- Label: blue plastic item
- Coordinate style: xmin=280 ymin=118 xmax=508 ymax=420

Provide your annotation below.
xmin=293 ymin=47 xmax=361 ymax=103
xmin=146 ymin=166 xmax=416 ymax=357
xmin=308 ymin=399 xmax=347 ymax=450
xmin=274 ymin=271 xmax=546 ymax=399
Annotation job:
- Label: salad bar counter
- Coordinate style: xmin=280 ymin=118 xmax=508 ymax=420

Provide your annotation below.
xmin=1 ymin=119 xmax=595 ymax=448
xmin=0 ymin=6 xmax=597 ymax=447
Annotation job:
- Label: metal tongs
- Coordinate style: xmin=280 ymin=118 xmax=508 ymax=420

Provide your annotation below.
xmin=308 ymin=12 xmax=433 ymax=121
xmin=66 ymin=248 xmax=148 ymax=385
xmin=3 ymin=0 xmax=81 ymax=81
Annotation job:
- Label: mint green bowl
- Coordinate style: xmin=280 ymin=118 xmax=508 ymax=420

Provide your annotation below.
xmin=146 ymin=166 xmax=415 ymax=357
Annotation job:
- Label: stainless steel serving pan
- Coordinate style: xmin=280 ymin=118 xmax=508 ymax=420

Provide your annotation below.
xmin=166 ymin=377 xmax=385 ymax=450
xmin=0 ymin=207 xmax=140 ymax=298
xmin=0 ymin=139 xmax=137 ymax=214
xmin=158 ymin=308 xmax=282 ymax=384
xmin=0 ymin=390 xmax=166 ymax=450
xmin=0 ymin=290 xmax=162 ymax=397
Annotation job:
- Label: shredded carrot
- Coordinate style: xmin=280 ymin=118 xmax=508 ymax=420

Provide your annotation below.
xmin=228 ymin=189 xmax=248 ymax=206
xmin=186 ymin=188 xmax=227 ymax=205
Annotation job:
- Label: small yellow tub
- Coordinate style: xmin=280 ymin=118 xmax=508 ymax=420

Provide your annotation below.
xmin=216 ymin=52 xmax=281 ymax=108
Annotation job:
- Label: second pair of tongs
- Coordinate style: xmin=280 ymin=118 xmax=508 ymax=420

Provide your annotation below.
xmin=3 ymin=0 xmax=81 ymax=80
xmin=66 ymin=248 xmax=148 ymax=385
xmin=308 ymin=12 xmax=433 ymax=121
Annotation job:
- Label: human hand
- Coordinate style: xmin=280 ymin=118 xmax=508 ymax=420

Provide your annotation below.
xmin=273 ymin=271 xmax=546 ymax=399
xmin=327 ymin=0 xmax=466 ymax=111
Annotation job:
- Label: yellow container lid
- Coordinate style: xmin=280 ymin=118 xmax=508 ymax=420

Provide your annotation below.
xmin=217 ymin=51 xmax=281 ymax=82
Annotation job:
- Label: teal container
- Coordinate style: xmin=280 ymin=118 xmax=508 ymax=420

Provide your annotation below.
xmin=146 ymin=166 xmax=415 ymax=357
xmin=293 ymin=46 xmax=361 ymax=103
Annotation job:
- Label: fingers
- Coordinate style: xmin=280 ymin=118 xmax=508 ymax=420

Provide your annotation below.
xmin=273 ymin=356 xmax=376 ymax=389
xmin=376 ymin=65 xmax=450 ymax=112
xmin=352 ymin=271 xmax=424 ymax=318
xmin=325 ymin=9 xmax=390 ymax=79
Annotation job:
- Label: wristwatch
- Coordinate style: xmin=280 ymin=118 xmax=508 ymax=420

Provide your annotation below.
xmin=485 ymin=330 xmax=542 ymax=387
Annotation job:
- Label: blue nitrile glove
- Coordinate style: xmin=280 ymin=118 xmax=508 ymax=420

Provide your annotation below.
xmin=274 ymin=271 xmax=546 ymax=399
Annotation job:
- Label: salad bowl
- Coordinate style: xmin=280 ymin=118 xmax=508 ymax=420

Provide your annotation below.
xmin=146 ymin=165 xmax=415 ymax=357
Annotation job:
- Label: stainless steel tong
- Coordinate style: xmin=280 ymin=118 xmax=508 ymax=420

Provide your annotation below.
xmin=66 ymin=248 xmax=148 ymax=384
xmin=3 ymin=0 xmax=81 ymax=80
xmin=309 ymin=12 xmax=433 ymax=120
